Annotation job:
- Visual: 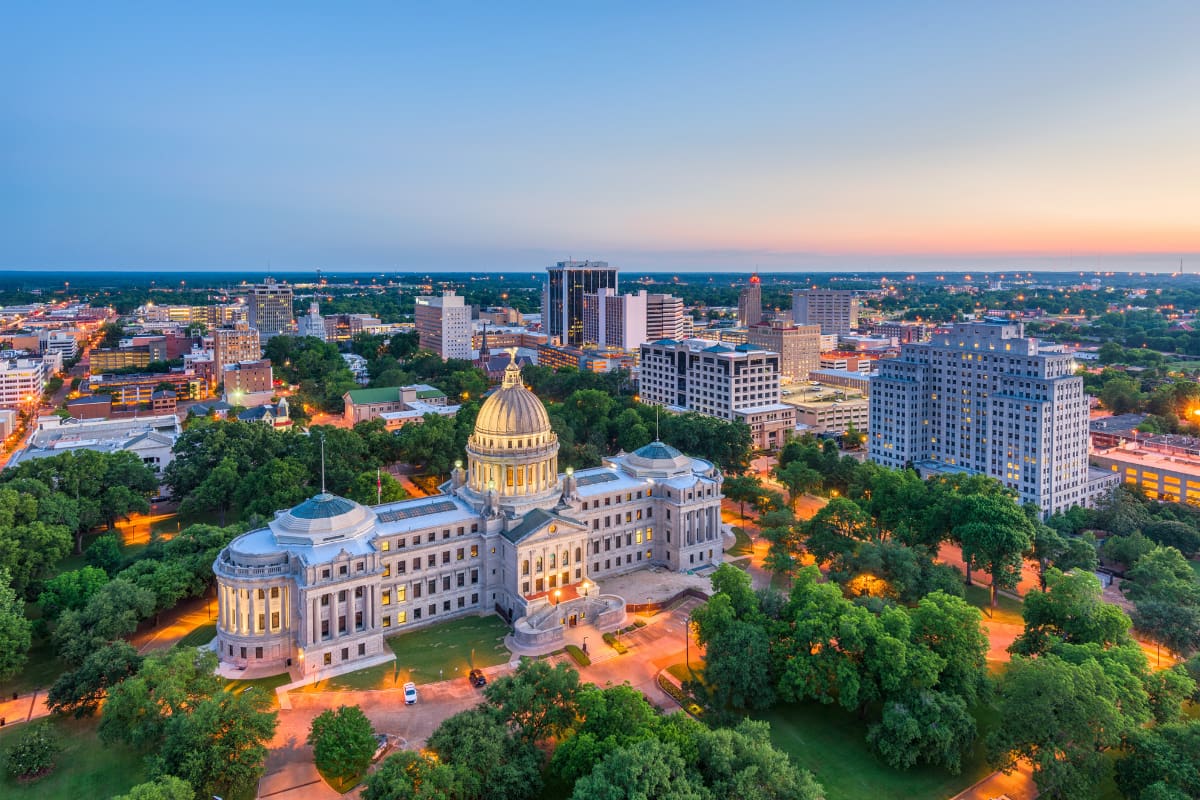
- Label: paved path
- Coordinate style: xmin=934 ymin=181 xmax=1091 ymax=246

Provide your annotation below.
xmin=131 ymin=594 xmax=217 ymax=654
xmin=0 ymin=689 xmax=51 ymax=729
xmin=951 ymin=760 xmax=1038 ymax=800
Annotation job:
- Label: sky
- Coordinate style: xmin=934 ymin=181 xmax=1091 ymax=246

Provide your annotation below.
xmin=4 ymin=2 xmax=1200 ymax=273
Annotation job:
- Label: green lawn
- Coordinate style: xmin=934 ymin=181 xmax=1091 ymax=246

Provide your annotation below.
xmin=224 ymin=672 xmax=293 ymax=699
xmin=317 ymin=615 xmax=511 ymax=691
xmin=175 ymin=622 xmax=217 ymax=649
xmin=761 ymin=702 xmax=1000 ymax=800
xmin=726 ymin=527 xmax=754 ymax=557
xmin=0 ymin=622 xmax=68 ymax=696
xmin=963 ymin=584 xmax=1025 ymax=626
xmin=0 ymin=715 xmax=146 ymax=799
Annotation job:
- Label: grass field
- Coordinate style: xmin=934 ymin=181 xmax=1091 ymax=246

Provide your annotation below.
xmin=175 ymin=622 xmax=217 ymax=649
xmin=963 ymin=584 xmax=1025 ymax=626
xmin=761 ymin=701 xmax=1000 ymax=800
xmin=314 ymin=615 xmax=511 ymax=691
xmin=0 ymin=715 xmax=146 ymax=799
xmin=727 ymin=527 xmax=754 ymax=557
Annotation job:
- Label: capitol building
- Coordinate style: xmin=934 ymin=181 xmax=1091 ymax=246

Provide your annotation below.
xmin=213 ymin=356 xmax=725 ymax=675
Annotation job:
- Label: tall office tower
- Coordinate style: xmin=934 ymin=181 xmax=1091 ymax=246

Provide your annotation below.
xmin=737 ymin=274 xmax=763 ymax=327
xmin=213 ymin=322 xmax=262 ymax=376
xmin=246 ymin=278 xmax=295 ymax=339
xmin=543 ymin=260 xmax=619 ymax=347
xmin=415 ymin=290 xmax=472 ymax=360
xmin=639 ymin=339 xmax=794 ymax=450
xmin=868 ymin=320 xmax=1110 ymax=518
xmin=792 ymin=289 xmax=860 ymax=336
xmin=646 ymin=293 xmax=685 ymax=341
xmin=745 ymin=321 xmax=822 ymax=380
xmin=582 ymin=288 xmax=648 ymax=350
xmin=296 ymin=301 xmax=326 ymax=341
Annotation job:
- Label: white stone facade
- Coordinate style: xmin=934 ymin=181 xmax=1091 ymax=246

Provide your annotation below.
xmin=868 ymin=320 xmax=1107 ymax=517
xmin=214 ymin=357 xmax=723 ymax=674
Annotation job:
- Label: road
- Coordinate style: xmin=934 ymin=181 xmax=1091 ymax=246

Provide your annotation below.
xmin=256 ymin=598 xmax=704 ymax=799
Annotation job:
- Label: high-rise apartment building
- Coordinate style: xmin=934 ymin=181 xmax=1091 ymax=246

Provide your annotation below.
xmin=737 ymin=275 xmax=762 ymax=327
xmin=868 ymin=320 xmax=1113 ymax=517
xmin=246 ymin=278 xmax=295 ymax=339
xmin=544 ymin=261 xmax=619 ymax=347
xmin=582 ymin=288 xmax=647 ymax=350
xmin=213 ymin=323 xmax=262 ymax=377
xmin=639 ymin=339 xmax=795 ymax=450
xmin=415 ymin=291 xmax=472 ymax=360
xmin=745 ymin=321 xmax=822 ymax=380
xmin=792 ymin=289 xmax=860 ymax=335
xmin=646 ymin=293 xmax=685 ymax=342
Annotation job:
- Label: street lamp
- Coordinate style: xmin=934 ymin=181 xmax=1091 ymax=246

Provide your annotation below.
xmin=554 ymin=589 xmax=561 ymax=606
xmin=685 ymin=611 xmax=692 ymax=671
xmin=582 ymin=635 xmax=589 ymax=655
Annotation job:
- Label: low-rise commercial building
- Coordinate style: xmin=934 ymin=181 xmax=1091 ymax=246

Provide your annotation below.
xmin=343 ymin=384 xmax=454 ymax=426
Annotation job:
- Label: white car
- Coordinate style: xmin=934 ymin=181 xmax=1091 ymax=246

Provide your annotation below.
xmin=403 ymin=682 xmax=418 ymax=705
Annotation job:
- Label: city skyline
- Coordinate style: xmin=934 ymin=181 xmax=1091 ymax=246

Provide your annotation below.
xmin=5 ymin=3 xmax=1200 ymax=272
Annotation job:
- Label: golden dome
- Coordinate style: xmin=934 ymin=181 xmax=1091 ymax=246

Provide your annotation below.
xmin=473 ymin=356 xmax=553 ymax=439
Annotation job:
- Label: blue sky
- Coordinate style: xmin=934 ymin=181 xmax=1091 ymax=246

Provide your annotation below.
xmin=4 ymin=2 xmax=1200 ymax=272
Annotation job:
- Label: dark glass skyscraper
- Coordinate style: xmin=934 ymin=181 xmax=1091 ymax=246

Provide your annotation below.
xmin=543 ymin=260 xmax=618 ymax=347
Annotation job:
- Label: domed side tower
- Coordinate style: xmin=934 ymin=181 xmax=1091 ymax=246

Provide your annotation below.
xmin=463 ymin=353 xmax=560 ymax=509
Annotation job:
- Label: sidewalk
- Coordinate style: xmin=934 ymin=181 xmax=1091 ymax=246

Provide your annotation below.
xmin=0 ymin=689 xmax=52 ymax=729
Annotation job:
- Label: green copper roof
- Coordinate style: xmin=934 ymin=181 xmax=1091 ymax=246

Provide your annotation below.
xmin=632 ymin=441 xmax=684 ymax=461
xmin=289 ymin=493 xmax=360 ymax=520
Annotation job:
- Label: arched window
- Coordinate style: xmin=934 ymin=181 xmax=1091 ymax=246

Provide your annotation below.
xmin=536 ymin=557 xmax=543 ymax=572
xmin=522 ymin=560 xmax=530 ymax=575
xmin=549 ymin=553 xmax=556 ymax=569
xmin=575 ymin=547 xmax=582 ymax=562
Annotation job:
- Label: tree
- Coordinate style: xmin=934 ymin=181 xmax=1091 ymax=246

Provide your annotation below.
xmin=113 ymin=776 xmax=195 ymax=800
xmin=1144 ymin=665 xmax=1197 ymax=724
xmin=868 ymin=690 xmax=977 ymax=773
xmin=1011 ymin=569 xmax=1132 ymax=656
xmin=1101 ymin=531 xmax=1156 ymax=569
xmin=86 ymin=532 xmax=123 ymax=575
xmin=347 ymin=470 xmax=408 ymax=506
xmin=804 ymin=497 xmax=876 ymax=565
xmin=909 ymin=591 xmax=989 ymax=705
xmin=47 ymin=641 xmax=143 ymax=717
xmin=701 ymin=620 xmax=776 ymax=712
xmin=363 ymin=750 xmax=466 ymax=800
xmin=308 ymin=705 xmax=378 ymax=786
xmin=395 ymin=414 xmax=459 ymax=478
xmin=1099 ymin=375 xmax=1142 ymax=413
xmin=179 ymin=456 xmax=239 ymax=526
xmin=1115 ymin=721 xmax=1200 ymax=800
xmin=153 ymin=688 xmax=278 ymax=800
xmin=1142 ymin=520 xmax=1200 ymax=557
xmin=722 ymin=475 xmax=764 ymax=531
xmin=3 ymin=722 xmax=60 ymax=780
xmin=37 ymin=566 xmax=109 ymax=620
xmin=99 ymin=648 xmax=224 ymax=748
xmin=550 ymin=685 xmax=661 ymax=790
xmin=0 ymin=568 xmax=32 ymax=681
xmin=570 ymin=739 xmax=706 ymax=800
xmin=773 ymin=461 xmax=822 ymax=510
xmin=1133 ymin=602 xmax=1200 ymax=662
xmin=988 ymin=655 xmax=1132 ymax=799
xmin=1125 ymin=546 xmax=1200 ymax=606
xmin=955 ymin=494 xmax=1034 ymax=607
xmin=484 ymin=659 xmax=580 ymax=743
xmin=54 ymin=578 xmax=157 ymax=665
xmin=426 ymin=707 xmax=543 ymax=800
xmin=694 ymin=719 xmax=825 ymax=800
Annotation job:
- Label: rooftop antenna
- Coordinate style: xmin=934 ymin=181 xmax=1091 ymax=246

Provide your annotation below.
xmin=320 ymin=432 xmax=327 ymax=494
xmin=656 ymin=406 xmax=660 ymax=441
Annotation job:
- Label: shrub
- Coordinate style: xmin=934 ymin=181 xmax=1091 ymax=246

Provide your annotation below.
xmin=4 ymin=723 xmax=60 ymax=781
xmin=602 ymin=632 xmax=628 ymax=654
xmin=565 ymin=645 xmax=590 ymax=667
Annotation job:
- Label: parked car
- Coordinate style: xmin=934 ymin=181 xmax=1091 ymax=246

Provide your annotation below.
xmin=403 ymin=682 xmax=418 ymax=705
xmin=468 ymin=668 xmax=487 ymax=688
